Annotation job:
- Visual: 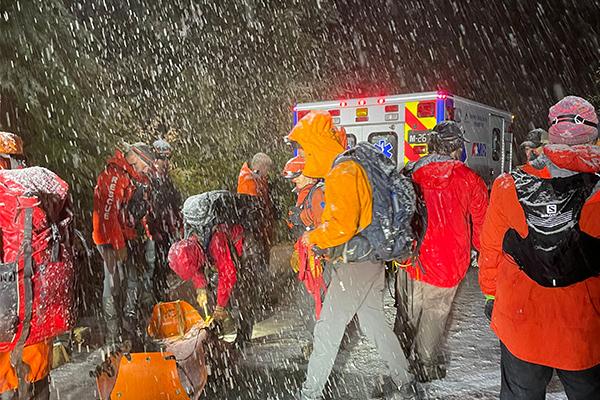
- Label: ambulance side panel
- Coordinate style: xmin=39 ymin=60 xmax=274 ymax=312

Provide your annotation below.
xmin=453 ymin=99 xmax=511 ymax=185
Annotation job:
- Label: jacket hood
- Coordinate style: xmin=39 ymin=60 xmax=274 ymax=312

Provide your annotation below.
xmin=107 ymin=150 xmax=144 ymax=182
xmin=412 ymin=155 xmax=462 ymax=189
xmin=542 ymin=144 xmax=600 ymax=174
xmin=287 ymin=111 xmax=345 ymax=179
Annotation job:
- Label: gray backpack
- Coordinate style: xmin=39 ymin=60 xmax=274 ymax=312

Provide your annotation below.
xmin=330 ymin=142 xmax=420 ymax=263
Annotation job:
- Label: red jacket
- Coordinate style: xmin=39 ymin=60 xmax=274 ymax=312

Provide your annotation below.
xmin=406 ymin=157 xmax=488 ymax=287
xmin=196 ymin=224 xmax=244 ymax=308
xmin=92 ymin=150 xmax=144 ymax=250
xmin=479 ymin=144 xmax=600 ymax=370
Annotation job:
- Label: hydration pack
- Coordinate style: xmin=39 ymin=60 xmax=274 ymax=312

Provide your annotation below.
xmin=330 ymin=142 xmax=421 ymax=263
xmin=503 ymin=169 xmax=600 ymax=287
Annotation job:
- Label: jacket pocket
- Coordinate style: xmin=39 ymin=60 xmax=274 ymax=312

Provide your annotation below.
xmin=497 ymin=263 xmax=534 ymax=322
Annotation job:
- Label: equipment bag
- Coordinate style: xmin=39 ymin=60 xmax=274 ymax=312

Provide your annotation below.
xmin=96 ymin=301 xmax=210 ymax=400
xmin=503 ymin=169 xmax=600 ymax=287
xmin=330 ymin=142 xmax=419 ymax=263
xmin=0 ymin=167 xmax=75 ymax=352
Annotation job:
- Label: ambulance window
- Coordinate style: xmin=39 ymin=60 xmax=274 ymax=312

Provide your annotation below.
xmin=492 ymin=128 xmax=501 ymax=161
xmin=368 ymin=132 xmax=398 ymax=165
xmin=346 ymin=134 xmax=357 ymax=149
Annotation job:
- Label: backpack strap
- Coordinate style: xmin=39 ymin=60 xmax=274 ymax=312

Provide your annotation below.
xmin=10 ymin=207 xmax=34 ymax=395
xmin=303 ymin=182 xmax=324 ymax=229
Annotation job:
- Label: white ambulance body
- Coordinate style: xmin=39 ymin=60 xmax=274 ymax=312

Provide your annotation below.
xmin=293 ymin=91 xmax=513 ymax=185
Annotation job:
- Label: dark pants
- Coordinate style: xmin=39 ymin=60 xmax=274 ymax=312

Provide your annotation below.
xmin=500 ymin=342 xmax=600 ymax=400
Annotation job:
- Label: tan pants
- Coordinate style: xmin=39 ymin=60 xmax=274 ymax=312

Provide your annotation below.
xmin=395 ymin=270 xmax=458 ymax=366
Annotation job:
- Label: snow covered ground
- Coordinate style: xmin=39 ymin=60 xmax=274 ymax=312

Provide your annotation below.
xmin=49 ymin=268 xmax=568 ymax=399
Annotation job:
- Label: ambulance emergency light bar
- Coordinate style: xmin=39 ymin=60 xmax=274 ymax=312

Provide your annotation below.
xmin=293 ymin=91 xmax=452 ymax=124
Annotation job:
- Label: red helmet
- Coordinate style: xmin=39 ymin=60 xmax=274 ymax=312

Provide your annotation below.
xmin=282 ymin=155 xmax=305 ymax=179
xmin=168 ymin=237 xmax=207 ymax=285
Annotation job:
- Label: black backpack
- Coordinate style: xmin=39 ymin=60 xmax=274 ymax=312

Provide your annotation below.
xmin=503 ymin=169 xmax=600 ymax=287
xmin=330 ymin=142 xmax=422 ymax=263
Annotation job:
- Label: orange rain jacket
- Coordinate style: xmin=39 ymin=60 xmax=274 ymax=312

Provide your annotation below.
xmin=92 ymin=150 xmax=143 ymax=250
xmin=287 ymin=111 xmax=372 ymax=250
xmin=237 ymin=162 xmax=269 ymax=199
xmin=479 ymin=144 xmax=600 ymax=371
xmin=0 ymin=162 xmax=51 ymax=393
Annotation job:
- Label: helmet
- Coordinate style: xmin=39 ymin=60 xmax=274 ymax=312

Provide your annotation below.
xmin=0 ymin=132 xmax=24 ymax=156
xmin=282 ymin=155 xmax=305 ymax=179
xmin=153 ymin=139 xmax=172 ymax=159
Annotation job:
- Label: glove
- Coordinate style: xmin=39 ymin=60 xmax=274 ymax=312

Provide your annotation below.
xmin=484 ymin=296 xmax=495 ymax=321
xmin=196 ymin=288 xmax=208 ymax=313
xmin=116 ymin=246 xmax=128 ymax=262
xmin=290 ymin=248 xmax=300 ymax=273
xmin=212 ymin=305 xmax=229 ymax=322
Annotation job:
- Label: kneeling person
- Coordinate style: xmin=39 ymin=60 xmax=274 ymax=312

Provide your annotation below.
xmin=169 ymin=191 xmax=263 ymax=346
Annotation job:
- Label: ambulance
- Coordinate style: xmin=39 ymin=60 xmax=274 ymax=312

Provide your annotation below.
xmin=293 ymin=91 xmax=513 ymax=185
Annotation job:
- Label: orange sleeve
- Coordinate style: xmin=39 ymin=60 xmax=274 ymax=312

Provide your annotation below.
xmin=478 ymin=175 xmax=513 ymax=297
xmin=580 ymin=191 xmax=600 ymax=237
xmin=308 ymin=161 xmax=372 ymax=249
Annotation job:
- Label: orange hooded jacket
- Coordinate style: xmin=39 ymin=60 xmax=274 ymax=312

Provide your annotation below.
xmin=92 ymin=150 xmax=143 ymax=250
xmin=0 ymin=163 xmax=50 ymax=393
xmin=479 ymin=144 xmax=600 ymax=371
xmin=287 ymin=111 xmax=372 ymax=250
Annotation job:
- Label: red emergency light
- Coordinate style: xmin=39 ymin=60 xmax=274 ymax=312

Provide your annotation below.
xmin=328 ymin=109 xmax=340 ymax=116
xmin=413 ymin=144 xmax=428 ymax=155
xmin=385 ymin=104 xmax=399 ymax=113
xmin=297 ymin=110 xmax=310 ymax=120
xmin=437 ymin=91 xmax=449 ymax=99
xmin=358 ymin=99 xmax=367 ymax=106
xmin=340 ymin=101 xmax=348 ymax=107
xmin=377 ymin=98 xmax=385 ymax=105
xmin=417 ymin=101 xmax=435 ymax=118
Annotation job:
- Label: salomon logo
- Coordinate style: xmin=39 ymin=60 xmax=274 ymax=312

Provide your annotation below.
xmin=546 ymin=205 xmax=557 ymax=215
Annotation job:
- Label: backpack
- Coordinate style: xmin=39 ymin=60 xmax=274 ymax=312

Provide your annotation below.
xmin=330 ymin=142 xmax=420 ymax=263
xmin=503 ymin=169 xmax=600 ymax=287
xmin=183 ymin=190 xmax=263 ymax=250
xmin=0 ymin=167 xmax=76 ymax=354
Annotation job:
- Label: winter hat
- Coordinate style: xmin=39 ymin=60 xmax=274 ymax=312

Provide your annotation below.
xmin=548 ymin=96 xmax=598 ymax=145
xmin=282 ymin=155 xmax=305 ymax=179
xmin=168 ymin=237 xmax=207 ymax=288
xmin=429 ymin=120 xmax=468 ymax=154
xmin=125 ymin=142 xmax=156 ymax=166
xmin=152 ymin=139 xmax=172 ymax=159
xmin=520 ymin=128 xmax=549 ymax=149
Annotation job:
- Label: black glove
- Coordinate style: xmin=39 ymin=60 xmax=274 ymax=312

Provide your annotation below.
xmin=484 ymin=298 xmax=494 ymax=321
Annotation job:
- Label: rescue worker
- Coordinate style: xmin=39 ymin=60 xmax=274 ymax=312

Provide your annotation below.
xmin=92 ymin=142 xmax=155 ymax=348
xmin=395 ymin=121 xmax=488 ymax=382
xmin=145 ymin=139 xmax=183 ymax=300
xmin=520 ymin=128 xmax=550 ymax=178
xmin=479 ymin=96 xmax=600 ymax=399
xmin=289 ymin=111 xmax=417 ymax=400
xmin=283 ymin=154 xmax=327 ymax=321
xmin=237 ymin=152 xmax=275 ymax=253
xmin=0 ymin=132 xmax=50 ymax=400
xmin=169 ymin=191 xmax=264 ymax=347
xmin=519 ymin=128 xmax=548 ymax=166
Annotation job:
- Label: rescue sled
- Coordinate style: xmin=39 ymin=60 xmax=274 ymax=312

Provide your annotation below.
xmin=93 ymin=301 xmax=215 ymax=400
